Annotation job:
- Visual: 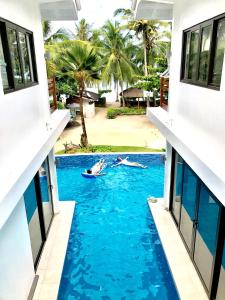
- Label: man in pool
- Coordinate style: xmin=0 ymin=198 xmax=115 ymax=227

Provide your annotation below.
xmin=112 ymin=156 xmax=147 ymax=168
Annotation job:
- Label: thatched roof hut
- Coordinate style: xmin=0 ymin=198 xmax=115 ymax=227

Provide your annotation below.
xmin=119 ymin=87 xmax=144 ymax=98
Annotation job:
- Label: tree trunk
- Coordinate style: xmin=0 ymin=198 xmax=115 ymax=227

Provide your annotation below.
xmin=143 ymin=34 xmax=150 ymax=107
xmin=120 ymin=82 xmax=125 ymax=107
xmin=116 ymin=81 xmax=119 ymax=102
xmin=79 ymin=87 xmax=88 ymax=147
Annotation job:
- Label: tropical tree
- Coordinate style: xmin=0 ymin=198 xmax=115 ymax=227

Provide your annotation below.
xmin=100 ymin=21 xmax=137 ymax=105
xmin=61 ymin=41 xmax=101 ymax=147
xmin=75 ymin=18 xmax=92 ymax=41
xmin=42 ymin=20 xmax=72 ymax=44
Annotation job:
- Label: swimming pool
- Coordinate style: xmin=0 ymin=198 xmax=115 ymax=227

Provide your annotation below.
xmin=56 ymin=154 xmax=179 ymax=299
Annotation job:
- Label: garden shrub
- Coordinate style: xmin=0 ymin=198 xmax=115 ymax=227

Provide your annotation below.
xmin=107 ymin=107 xmax=145 ymax=119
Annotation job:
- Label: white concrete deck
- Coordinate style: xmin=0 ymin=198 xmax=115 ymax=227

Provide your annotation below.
xmin=148 ymin=200 xmax=208 ymax=300
xmin=33 ymin=201 xmax=75 ymax=300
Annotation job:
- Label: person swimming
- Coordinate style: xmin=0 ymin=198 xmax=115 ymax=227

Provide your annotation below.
xmin=86 ymin=159 xmax=106 ymax=176
xmin=112 ymin=156 xmax=147 ymax=169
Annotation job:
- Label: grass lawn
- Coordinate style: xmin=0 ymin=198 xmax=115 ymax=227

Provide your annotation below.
xmin=56 ymin=145 xmax=165 ymax=154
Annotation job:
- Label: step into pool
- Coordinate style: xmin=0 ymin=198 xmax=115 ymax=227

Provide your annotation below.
xmin=56 ymin=154 xmax=179 ymax=299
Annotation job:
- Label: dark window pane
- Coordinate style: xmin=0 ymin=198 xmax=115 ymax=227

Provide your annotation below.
xmin=7 ymin=28 xmax=23 ymax=85
xmin=172 ymin=154 xmax=183 ymax=223
xmin=19 ymin=32 xmax=32 ymax=83
xmin=198 ymin=26 xmax=211 ymax=82
xmin=39 ymin=160 xmax=53 ymax=234
xmin=216 ymin=240 xmax=225 ymax=300
xmin=180 ymin=165 xmax=198 ymax=250
xmin=211 ymin=20 xmax=225 ymax=85
xmin=0 ymin=34 xmax=9 ymax=89
xmin=194 ymin=185 xmax=221 ymax=290
xmin=183 ymin=32 xmax=191 ymax=78
xmin=188 ymin=30 xmax=199 ymax=79
xmin=23 ymin=178 xmax=43 ymax=264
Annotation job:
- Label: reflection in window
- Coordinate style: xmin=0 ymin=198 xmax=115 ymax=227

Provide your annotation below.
xmin=39 ymin=160 xmax=53 ymax=234
xmin=198 ymin=26 xmax=211 ymax=82
xmin=0 ymin=34 xmax=9 ymax=89
xmin=23 ymin=178 xmax=43 ymax=264
xmin=211 ymin=20 xmax=225 ymax=85
xmin=180 ymin=165 xmax=198 ymax=250
xmin=7 ymin=28 xmax=23 ymax=85
xmin=216 ymin=240 xmax=225 ymax=300
xmin=183 ymin=32 xmax=191 ymax=79
xmin=19 ymin=32 xmax=32 ymax=83
xmin=172 ymin=154 xmax=183 ymax=223
xmin=194 ymin=185 xmax=221 ymax=290
xmin=188 ymin=30 xmax=199 ymax=80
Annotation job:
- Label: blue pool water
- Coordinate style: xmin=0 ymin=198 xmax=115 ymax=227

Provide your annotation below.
xmin=57 ymin=154 xmax=179 ymax=300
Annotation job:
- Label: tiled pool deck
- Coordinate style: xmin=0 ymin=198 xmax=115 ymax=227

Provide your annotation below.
xmin=33 ymin=202 xmax=75 ymax=300
xmin=33 ymin=199 xmax=208 ymax=300
xmin=148 ymin=200 xmax=208 ymax=300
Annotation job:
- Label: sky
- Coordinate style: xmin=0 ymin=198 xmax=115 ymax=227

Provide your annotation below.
xmin=52 ymin=0 xmax=131 ymax=33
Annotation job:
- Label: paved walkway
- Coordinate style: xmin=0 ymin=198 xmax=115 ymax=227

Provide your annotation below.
xmin=54 ymin=106 xmax=165 ymax=152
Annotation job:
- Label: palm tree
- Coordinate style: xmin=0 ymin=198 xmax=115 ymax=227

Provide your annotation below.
xmin=75 ymin=19 xmax=92 ymax=41
xmin=42 ymin=20 xmax=71 ymax=44
xmin=100 ymin=21 xmax=137 ymax=105
xmin=128 ymin=20 xmax=160 ymax=76
xmin=61 ymin=41 xmax=101 ymax=147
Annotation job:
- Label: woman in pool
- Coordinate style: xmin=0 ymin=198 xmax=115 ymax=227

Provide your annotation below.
xmin=86 ymin=159 xmax=106 ymax=175
xmin=112 ymin=156 xmax=147 ymax=169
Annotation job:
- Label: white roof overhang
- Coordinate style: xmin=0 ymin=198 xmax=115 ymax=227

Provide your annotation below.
xmin=39 ymin=0 xmax=81 ymax=21
xmin=147 ymin=107 xmax=225 ymax=206
xmin=132 ymin=0 xmax=174 ymax=21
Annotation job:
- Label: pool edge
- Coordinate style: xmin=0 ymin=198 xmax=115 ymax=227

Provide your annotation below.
xmin=33 ymin=201 xmax=76 ymax=300
xmin=148 ymin=200 xmax=208 ymax=300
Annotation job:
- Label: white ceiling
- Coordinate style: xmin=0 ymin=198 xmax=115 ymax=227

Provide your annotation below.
xmin=39 ymin=0 xmax=81 ymax=21
xmin=134 ymin=0 xmax=174 ymax=20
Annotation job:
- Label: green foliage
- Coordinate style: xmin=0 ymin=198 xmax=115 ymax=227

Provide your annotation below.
xmin=154 ymin=57 xmax=168 ymax=71
xmin=49 ymin=100 xmax=65 ymax=109
xmin=135 ymin=67 xmax=161 ymax=92
xmin=56 ymin=145 xmax=164 ymax=154
xmin=56 ymin=78 xmax=77 ymax=97
xmin=107 ymin=107 xmax=145 ymax=119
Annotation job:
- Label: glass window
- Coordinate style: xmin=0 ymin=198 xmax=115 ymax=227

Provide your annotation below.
xmin=39 ymin=159 xmax=53 ymax=234
xmin=7 ymin=28 xmax=23 ymax=85
xmin=0 ymin=34 xmax=9 ymax=89
xmin=188 ymin=30 xmax=199 ymax=80
xmin=198 ymin=26 xmax=211 ymax=82
xmin=194 ymin=185 xmax=221 ymax=290
xmin=211 ymin=20 xmax=225 ymax=86
xmin=0 ymin=19 xmax=37 ymax=92
xmin=19 ymin=32 xmax=32 ymax=83
xmin=180 ymin=165 xmax=198 ymax=251
xmin=23 ymin=178 xmax=43 ymax=264
xmin=216 ymin=240 xmax=225 ymax=300
xmin=172 ymin=153 xmax=183 ymax=223
xmin=183 ymin=32 xmax=191 ymax=79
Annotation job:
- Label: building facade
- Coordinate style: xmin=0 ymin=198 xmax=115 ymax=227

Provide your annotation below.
xmin=132 ymin=0 xmax=225 ymax=299
xmin=0 ymin=0 xmax=80 ymax=299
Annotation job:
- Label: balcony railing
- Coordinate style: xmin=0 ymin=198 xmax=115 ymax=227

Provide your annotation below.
xmin=160 ymin=76 xmax=169 ymax=110
xmin=48 ymin=77 xmax=57 ymax=113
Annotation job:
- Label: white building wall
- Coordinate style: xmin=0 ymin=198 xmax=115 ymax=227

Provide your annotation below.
xmin=169 ymin=0 xmax=225 ymax=155
xmin=0 ymin=0 xmax=50 ymax=187
xmin=165 ymin=0 xmax=225 ymax=203
xmin=0 ymin=198 xmax=34 ymax=300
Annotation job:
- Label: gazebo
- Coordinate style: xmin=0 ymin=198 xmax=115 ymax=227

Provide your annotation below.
xmin=119 ymin=87 xmax=145 ymax=108
xmin=66 ymin=90 xmax=100 ymax=118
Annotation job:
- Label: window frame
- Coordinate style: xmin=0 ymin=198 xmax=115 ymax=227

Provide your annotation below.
xmin=0 ymin=17 xmax=38 ymax=94
xmin=180 ymin=13 xmax=225 ymax=90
